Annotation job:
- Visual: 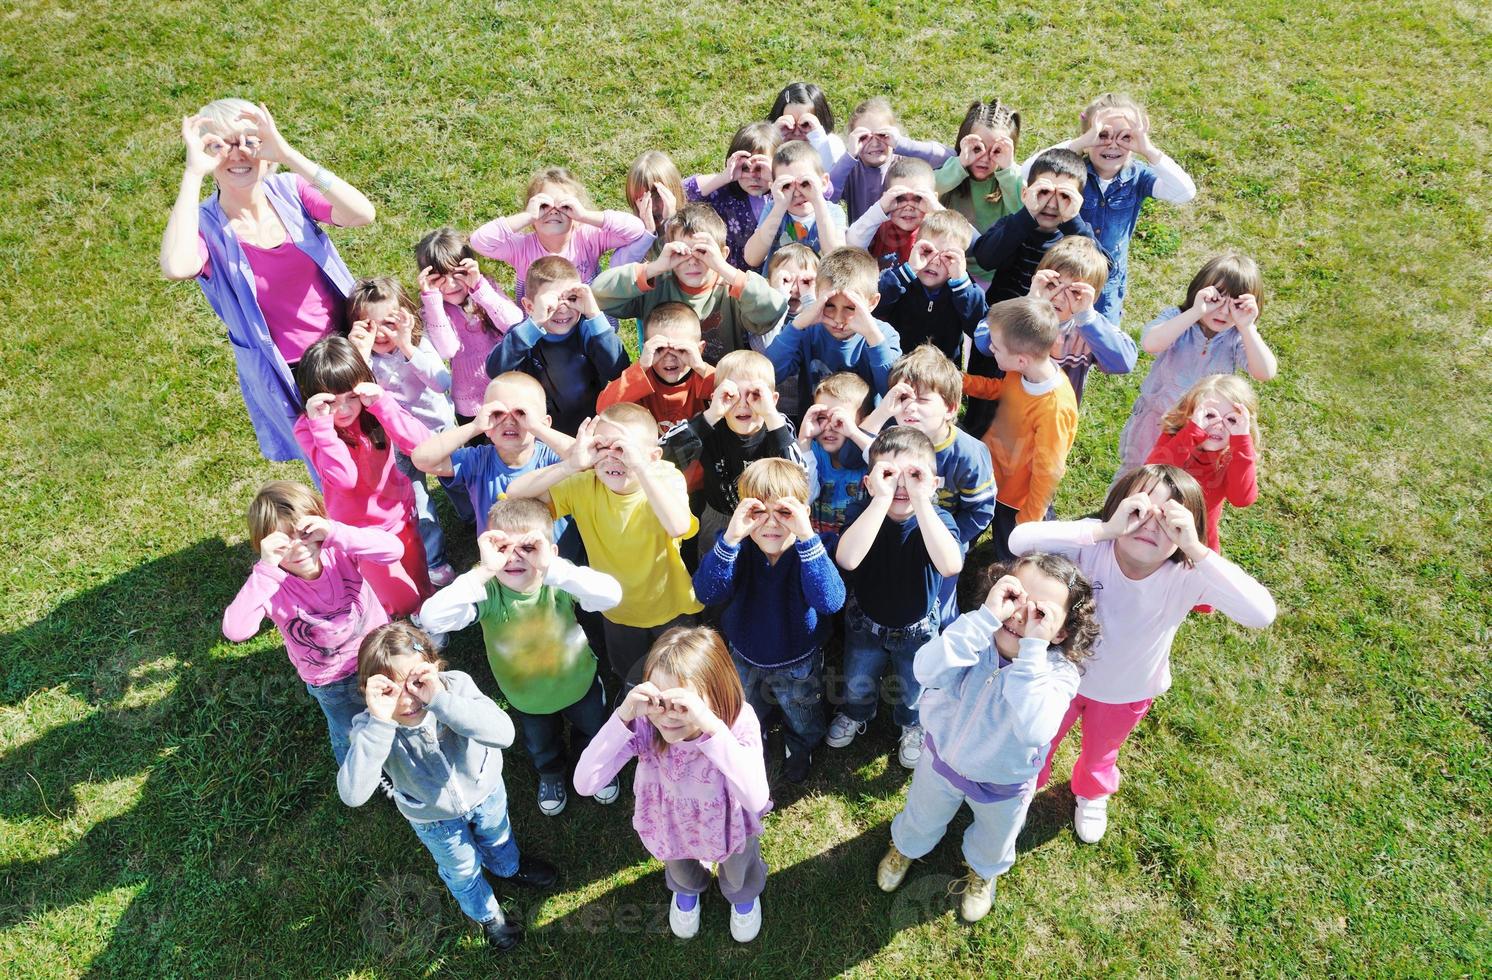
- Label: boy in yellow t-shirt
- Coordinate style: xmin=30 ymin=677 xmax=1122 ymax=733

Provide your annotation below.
xmin=505 ymin=402 xmax=702 ymax=683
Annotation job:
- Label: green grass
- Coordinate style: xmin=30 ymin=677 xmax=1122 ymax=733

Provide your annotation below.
xmin=2 ymin=0 xmax=1491 ymax=976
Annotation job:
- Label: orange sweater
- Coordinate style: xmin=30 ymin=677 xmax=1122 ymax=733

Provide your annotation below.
xmin=597 ymin=362 xmax=716 ymax=491
xmin=962 ymin=369 xmax=1079 ymax=522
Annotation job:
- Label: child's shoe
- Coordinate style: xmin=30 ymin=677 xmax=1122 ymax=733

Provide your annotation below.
xmin=504 ymin=854 xmax=558 ymax=889
xmin=594 ymin=775 xmax=621 ymax=805
xmin=428 ymin=561 xmax=458 ymax=588
xmin=876 ymin=842 xmax=913 ymax=892
xmin=537 ymin=773 xmax=568 ymax=816
xmin=1073 ymin=795 xmax=1109 ymax=843
xmin=783 ymin=745 xmax=811 ymax=784
xmin=669 ymin=892 xmax=701 ymax=939
xmin=957 ymin=866 xmax=995 ymax=922
xmin=482 ymin=914 xmax=523 ymax=951
xmin=826 ymin=713 xmax=867 ymax=748
xmin=729 ymin=897 xmax=762 ymax=943
xmin=897 ymin=724 xmax=924 ymax=769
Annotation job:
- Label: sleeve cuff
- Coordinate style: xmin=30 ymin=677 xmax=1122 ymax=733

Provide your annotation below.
xmin=633 ymin=264 xmax=654 ymax=293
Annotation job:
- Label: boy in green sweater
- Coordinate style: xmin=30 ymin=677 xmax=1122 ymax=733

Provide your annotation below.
xmin=419 ymin=497 xmax=623 ymax=817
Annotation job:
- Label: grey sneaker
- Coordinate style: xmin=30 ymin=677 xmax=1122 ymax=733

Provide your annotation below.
xmin=537 ymin=773 xmax=568 ymax=816
xmin=826 ymin=713 xmax=867 ymax=748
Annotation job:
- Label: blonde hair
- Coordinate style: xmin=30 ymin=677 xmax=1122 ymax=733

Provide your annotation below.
xmin=663 ymin=203 xmax=728 ymax=249
xmin=773 ymin=139 xmax=825 ymax=176
xmin=884 ymin=156 xmax=934 ymax=189
xmin=347 ymin=276 xmax=422 ymax=345
xmin=357 ymin=621 xmax=446 ymax=694
xmin=986 ymin=297 xmax=1061 ymax=357
xmin=485 ymin=497 xmax=554 ymax=537
xmin=625 ymin=150 xmax=685 ymax=212
xmin=714 ymin=349 xmax=776 ymax=389
xmin=598 ymin=401 xmax=659 ymax=442
xmin=767 ymin=242 xmax=819 ymax=278
xmin=247 ymin=480 xmax=325 ymax=552
xmin=916 ymin=210 xmax=976 ymax=252
xmin=485 ymin=370 xmax=547 ymax=407
xmin=1078 ymin=93 xmax=1150 ymax=135
xmin=816 ymin=246 xmax=879 ymax=299
xmin=642 ymin=627 xmax=744 ymax=753
xmin=737 ymin=457 xmax=810 ymax=505
xmin=645 ymin=302 xmax=702 ymax=341
xmin=524 ymin=254 xmax=581 ymax=298
xmin=1184 ymin=251 xmax=1266 ymax=314
xmin=1037 ymin=237 xmax=1109 ymax=292
xmin=524 ymin=167 xmax=591 ymax=207
xmin=814 ymin=371 xmax=871 ymax=417
xmin=1159 ymin=374 xmax=1262 ymax=449
xmin=888 ymin=344 xmax=962 ymax=410
xmin=193 ymin=97 xmax=259 ymax=135
xmin=848 ymin=96 xmax=898 ymax=131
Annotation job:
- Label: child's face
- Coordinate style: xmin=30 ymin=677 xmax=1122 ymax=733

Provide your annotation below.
xmin=533 ymin=181 xmax=574 ymax=235
xmin=779 ymin=101 xmax=820 ymax=141
xmin=1194 ymin=394 xmax=1234 ymax=451
xmin=650 ymin=323 xmax=704 ymax=386
xmin=1112 ymin=479 xmax=1181 ymax=567
xmin=991 ymin=565 xmax=1071 ymax=659
xmin=887 ymin=175 xmax=936 ymax=232
xmin=275 ymin=519 xmax=324 ymax=577
xmin=736 ymin=152 xmax=773 ymax=196
xmin=819 ymin=286 xmax=877 ymax=340
xmin=669 ymin=231 xmax=725 ymax=289
xmin=894 ymin=385 xmax=957 ymax=441
xmin=381 ymin=652 xmax=434 ymax=726
xmin=748 ymin=496 xmax=799 ymax=557
xmin=1198 ymin=283 xmax=1251 ymax=334
xmin=483 ymin=380 xmax=545 ymax=454
xmin=720 ymin=377 xmax=776 ymax=435
xmin=322 ymin=390 xmax=364 ymax=430
xmin=593 ymin=418 xmax=655 ymax=493
xmin=776 ymin=158 xmax=828 ymax=217
xmin=1087 ymin=109 xmax=1143 ymax=178
xmin=870 ymin=450 xmax=936 ymax=521
xmin=813 ymin=394 xmax=861 ymax=451
xmin=429 ymin=267 xmax=471 ymax=305
xmin=645 ymin=669 xmax=709 ymax=743
xmin=493 ymin=527 xmax=556 ymax=593
xmin=770 ymin=260 xmax=818 ymax=315
xmin=985 ymin=324 xmax=1031 ymax=375
xmin=526 ymin=278 xmax=583 ymax=334
xmin=914 ymin=234 xmax=962 ymax=290
xmin=360 ymin=299 xmax=403 ymax=354
xmin=965 ymin=124 xmax=1016 ymax=180
xmin=1030 ymin=173 xmax=1084 ymax=230
xmin=855 ymin=110 xmax=898 ymax=167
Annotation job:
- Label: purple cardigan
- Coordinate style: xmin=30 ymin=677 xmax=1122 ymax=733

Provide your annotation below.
xmin=195 ymin=172 xmax=355 ymax=462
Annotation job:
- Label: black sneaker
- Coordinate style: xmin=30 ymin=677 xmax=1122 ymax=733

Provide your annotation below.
xmin=504 ymin=854 xmax=558 ymax=890
xmin=784 ymin=746 xmax=812 ymax=784
xmin=537 ymin=773 xmax=568 ymax=816
xmin=482 ymin=916 xmax=523 ymax=951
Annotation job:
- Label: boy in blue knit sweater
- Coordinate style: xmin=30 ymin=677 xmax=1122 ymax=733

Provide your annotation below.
xmin=693 ymin=458 xmax=846 ymax=783
xmin=871 ymin=210 xmax=988 ymax=363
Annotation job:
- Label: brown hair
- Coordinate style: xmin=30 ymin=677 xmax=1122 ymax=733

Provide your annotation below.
xmin=1159 ymin=374 xmax=1262 ymax=449
xmin=1183 ymin=251 xmax=1266 ymax=314
xmin=888 ymin=344 xmax=962 ymax=410
xmin=977 ymin=552 xmax=1100 ymax=666
xmin=954 ymin=100 xmax=1022 ymax=206
xmin=357 ymin=621 xmax=446 ymax=694
xmin=848 ymin=96 xmax=898 ymax=131
xmin=767 ymin=242 xmax=819 ymax=278
xmin=597 ymin=401 xmax=659 ymax=443
xmin=524 ymin=166 xmax=591 ymax=207
xmin=867 ymin=425 xmax=936 ymax=470
xmin=916 ymin=209 xmax=976 ymax=252
xmin=645 ymin=302 xmax=702 ymax=342
xmin=1037 ymin=236 xmax=1109 ymax=292
xmin=816 ymin=246 xmax=879 ymax=299
xmin=773 ymin=139 xmax=825 ymax=176
xmin=642 ymin=626 xmax=744 ymax=752
xmin=986 ymin=297 xmax=1061 ymax=358
xmin=737 ymin=457 xmax=810 ymax=505
xmin=714 ymin=349 xmax=776 ymax=389
xmin=347 ymin=276 xmax=422 ymax=345
xmin=1028 ymin=149 xmax=1088 ymax=189
xmin=663 ymin=202 xmax=728 ymax=250
xmin=727 ymin=121 xmax=781 ymax=161
xmin=294 ymin=336 xmax=387 ymax=449
xmin=1100 ymin=464 xmax=1207 ymax=565
xmin=768 ymin=82 xmax=837 ymax=132
xmin=625 ymin=150 xmax=686 ymax=214
xmin=484 ymin=496 xmax=554 ymax=537
xmin=884 ymin=156 xmax=935 ymax=188
xmin=814 ymin=371 xmax=871 ymax=418
xmin=247 ymin=480 xmax=326 ymax=551
xmin=414 ymin=227 xmax=501 ymax=336
xmin=1077 ymin=93 xmax=1149 ymax=136
xmin=524 ymin=254 xmax=581 ymax=298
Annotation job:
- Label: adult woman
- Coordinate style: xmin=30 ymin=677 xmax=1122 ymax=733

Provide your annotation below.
xmin=160 ymin=100 xmax=376 ymax=471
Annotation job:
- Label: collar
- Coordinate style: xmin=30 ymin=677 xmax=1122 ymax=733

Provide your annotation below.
xmin=1020 ymin=364 xmax=1064 ymax=396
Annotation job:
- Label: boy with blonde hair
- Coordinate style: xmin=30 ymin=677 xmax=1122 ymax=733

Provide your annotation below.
xmin=743 ymin=140 xmax=847 ymax=270
xmin=797 ymin=372 xmax=874 ymax=537
xmin=1023 ymin=236 xmax=1136 ymax=405
xmin=872 ymin=209 xmax=987 ymax=362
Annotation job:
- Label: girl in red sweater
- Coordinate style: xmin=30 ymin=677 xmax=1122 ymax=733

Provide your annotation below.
xmin=1146 ymin=373 xmax=1259 ymax=552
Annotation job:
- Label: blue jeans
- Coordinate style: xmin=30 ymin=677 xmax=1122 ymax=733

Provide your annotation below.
xmin=395 ymin=451 xmax=447 ymax=570
xmin=305 ymin=673 xmax=365 ymax=767
xmin=841 ymin=601 xmax=937 ymax=729
xmin=409 ymin=787 xmax=520 ymax=925
xmin=509 ymin=674 xmax=609 ymax=777
xmin=732 ymin=648 xmax=827 ymax=758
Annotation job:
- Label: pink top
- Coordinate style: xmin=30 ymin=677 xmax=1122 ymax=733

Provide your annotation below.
xmin=221 ymin=522 xmax=401 ymax=686
xmin=291 ymin=394 xmax=433 ymax=531
xmin=421 ymin=277 xmax=523 ymax=416
xmin=573 ymin=706 xmax=772 ymax=863
xmin=468 ymin=211 xmax=647 ymax=301
xmin=198 ymin=177 xmax=343 ymax=363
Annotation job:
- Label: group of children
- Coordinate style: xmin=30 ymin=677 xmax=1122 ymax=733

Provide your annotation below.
xmin=217 ymin=82 xmax=1279 ymax=949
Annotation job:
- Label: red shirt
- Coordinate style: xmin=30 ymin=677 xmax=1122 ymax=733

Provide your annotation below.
xmin=596 ymin=362 xmax=716 ymax=491
xmin=1146 ymin=422 xmax=1258 ymax=552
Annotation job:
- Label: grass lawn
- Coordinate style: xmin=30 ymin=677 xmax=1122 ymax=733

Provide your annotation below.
xmin=2 ymin=0 xmax=1490 ymax=976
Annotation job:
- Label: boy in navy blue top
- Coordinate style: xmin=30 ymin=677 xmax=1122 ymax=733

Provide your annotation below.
xmin=766 ymin=246 xmax=902 ymax=409
xmin=796 ymin=371 xmax=874 ymax=542
xmin=830 ymin=427 xmax=963 ymax=771
xmin=694 ymin=458 xmax=846 ymax=783
xmin=487 ymin=255 xmax=628 ymax=436
xmin=872 ymin=210 xmax=987 ymax=363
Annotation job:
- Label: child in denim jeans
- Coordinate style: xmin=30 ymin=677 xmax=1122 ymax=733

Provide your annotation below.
xmin=338 ymin=622 xmax=558 ymax=953
xmin=828 ymin=427 xmax=963 ymax=769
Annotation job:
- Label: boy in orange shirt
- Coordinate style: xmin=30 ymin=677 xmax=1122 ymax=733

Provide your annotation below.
xmin=962 ymin=297 xmax=1079 ymax=561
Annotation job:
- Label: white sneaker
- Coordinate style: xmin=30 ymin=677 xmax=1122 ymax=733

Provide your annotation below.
xmin=958 ymin=866 xmax=995 ymax=922
xmin=428 ymin=561 xmax=457 ymax=587
xmin=729 ymin=897 xmax=762 ymax=943
xmin=594 ymin=776 xmax=620 ymax=805
xmin=897 ymin=724 xmax=924 ymax=769
xmin=826 ymin=713 xmax=867 ymax=748
xmin=668 ymin=893 xmax=701 ymax=939
xmin=1074 ymin=795 xmax=1109 ymax=843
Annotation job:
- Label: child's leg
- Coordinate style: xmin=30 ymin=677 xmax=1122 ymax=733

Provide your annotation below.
xmin=410 ymin=814 xmax=507 ymax=925
xmin=989 ymin=503 xmax=1020 ymax=564
xmin=359 ymin=521 xmax=430 ymax=618
xmin=962 ymin=786 xmax=1035 ymax=880
xmin=510 ymin=706 xmax=567 ymax=777
xmin=304 ymin=673 xmax=365 ymax=767
xmin=559 ymin=673 xmax=610 ymax=760
xmin=715 ymin=836 xmax=768 ymax=906
xmin=395 ymin=451 xmax=446 ymax=569
xmin=1036 ymin=695 xmax=1084 ymax=790
xmin=697 ymin=506 xmax=729 ymax=557
xmin=662 ymin=857 xmax=712 ymax=897
xmin=730 ymin=652 xmax=782 ymax=741
xmin=1069 ymin=697 xmax=1154 ymax=800
xmin=773 ymin=652 xmax=827 ymax=757
xmin=599 ymin=621 xmax=653 ymax=687
xmin=887 ymin=640 xmax=926 ymax=729
xmin=839 ymin=616 xmax=889 ymax=724
xmin=467 ymin=788 xmax=522 ymax=878
xmin=890 ymin=754 xmax=966 ymax=860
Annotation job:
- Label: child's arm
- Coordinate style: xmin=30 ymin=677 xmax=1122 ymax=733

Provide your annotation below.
xmin=365 ymin=390 xmax=435 ymax=455
xmin=221 ymin=561 xmax=284 ymax=642
xmin=485 ymin=317 xmax=543 ymax=379
xmin=404 ymin=339 xmax=452 ymax=395
xmin=1237 ymin=318 xmax=1278 ymax=382
xmin=573 ymin=712 xmax=642 ymax=796
xmin=596 ymin=361 xmax=658 ymax=412
xmin=1140 ymin=306 xmax=1206 ymax=356
xmin=411 ymin=419 xmax=483 ymax=478
xmin=325 ymin=520 xmax=405 ymax=564
xmin=294 ymin=410 xmax=359 ymax=489
xmin=742 ymin=188 xmax=791 ymax=269
xmin=1002 ymin=637 xmax=1082 ymax=746
xmin=912 ymin=605 xmax=998 ymax=689
xmin=1129 ymin=127 xmax=1197 ymax=204
xmin=892 ymin=135 xmax=955 ymax=168
xmin=846 ymin=202 xmax=888 ymax=250
xmin=336 ymin=713 xmax=396 ymax=807
xmin=696 ymin=716 xmax=771 ymax=817
xmin=968 ymin=209 xmax=1036 ymax=273
xmin=1007 ymin=517 xmax=1098 ymax=561
xmin=1224 ymin=431 xmax=1259 ymax=509
xmin=419 ymin=285 xmax=461 ymax=362
xmin=582 ymin=263 xmax=648 ymax=323
xmin=735 ymin=270 xmax=792 ymax=336
xmin=764 ymin=321 xmax=808 ymax=384
xmin=1145 ymin=421 xmax=1210 ymax=467
xmin=796 ymin=532 xmax=846 ymax=615
xmin=1190 ymin=550 xmax=1277 ymax=628
xmin=912 ymin=492 xmax=964 ymax=578
xmin=1018 ymin=401 xmax=1078 ymax=524
xmin=469 ymin=276 xmax=523 ymax=335
xmin=846 ymin=307 xmax=900 ymax=395
xmin=425 ymin=671 xmax=517 ymax=748
xmin=576 ymin=304 xmax=631 ymax=387
xmin=805 ymin=127 xmax=845 ymax=171
xmin=610 ymin=232 xmax=657 ymax=267
xmin=811 ymin=195 xmax=844 ymax=253
xmin=469 ymin=205 xmax=537 ymax=259
xmin=960 ymin=372 xmax=1005 ymax=400
xmin=659 ymin=413 xmax=710 ymax=471
xmin=588 ymin=209 xmax=648 ymax=250
xmin=950 ymin=277 xmax=990 ymax=335
xmin=825 ymin=151 xmax=857 ymax=204
xmin=506 ymin=424 xmax=597 ymax=504
xmin=544 ymin=556 xmax=623 ymax=612
xmin=874 ymin=262 xmax=915 ymax=312
xmin=692 ymin=530 xmax=741 ymax=607
xmin=932 ymin=156 xmax=969 ymax=195
xmin=834 ymin=495 xmax=891 ymax=572
xmin=416 ymin=567 xmax=488 ymax=635
xmin=630 ymin=455 xmax=694 ymax=539
xmin=1072 ymin=308 xmax=1138 ymax=375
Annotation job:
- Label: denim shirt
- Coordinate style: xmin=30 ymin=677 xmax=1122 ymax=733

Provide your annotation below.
xmin=1079 ymin=160 xmax=1158 ymax=324
xmin=195 ymin=172 xmax=355 ymax=461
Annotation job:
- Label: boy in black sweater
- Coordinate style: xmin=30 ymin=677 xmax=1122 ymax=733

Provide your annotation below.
xmin=872 ymin=209 xmax=988 ymax=364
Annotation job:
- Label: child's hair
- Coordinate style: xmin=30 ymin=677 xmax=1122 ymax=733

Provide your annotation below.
xmin=767 ymin=242 xmax=819 ymax=279
xmin=956 ymin=99 xmax=1022 ymax=147
xmin=714 ymin=349 xmax=776 ymax=389
xmin=737 ymin=457 xmax=810 ymax=505
xmin=1036 ymin=236 xmax=1110 ymax=292
xmin=888 ymin=344 xmax=962 ymax=410
xmin=626 ymin=150 xmax=686 ymax=211
xmin=816 ymin=246 xmax=880 ymax=298
xmin=524 ymin=166 xmax=591 ymax=207
xmin=977 ymin=553 xmax=1099 ymax=666
xmin=642 ymin=626 xmax=745 ymax=751
xmin=524 ymin=254 xmax=581 ymax=298
xmin=1160 ymin=374 xmax=1262 ymax=447
xmin=768 ymin=82 xmax=836 ymax=132
xmin=414 ymin=227 xmax=500 ymax=335
xmin=485 ymin=496 xmax=554 ymax=537
xmin=1100 ymin=464 xmax=1207 ymax=565
xmin=773 ymin=139 xmax=825 ymax=176
xmin=1078 ymin=93 xmax=1149 ymax=135
xmin=986 ymin=297 xmax=1061 ymax=358
xmin=814 ymin=371 xmax=872 ymax=417
xmin=294 ymin=336 xmax=387 ymax=449
xmin=193 ymin=97 xmax=260 ymax=135
xmin=347 ymin=276 xmax=423 ymax=345
xmin=916 ymin=209 xmax=976 ymax=251
xmin=884 ymin=156 xmax=935 ymax=188
xmin=1183 ymin=251 xmax=1266 ymax=313
xmin=848 ymin=96 xmax=897 ymax=130
xmin=727 ymin=122 xmax=781 ymax=162
xmin=357 ymin=621 xmax=446 ymax=694
xmin=867 ymin=425 xmax=936 ymax=470
xmin=246 ymin=480 xmax=326 ymax=551
xmin=663 ymin=202 xmax=728 ymax=249
xmin=645 ymin=302 xmax=702 ymax=341
xmin=598 ymin=401 xmax=658 ymax=442
xmin=1028 ymin=149 xmax=1088 ymax=189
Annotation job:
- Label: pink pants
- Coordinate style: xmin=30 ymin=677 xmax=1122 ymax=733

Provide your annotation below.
xmin=360 ymin=519 xmax=431 ymax=618
xmin=1037 ymin=693 xmax=1154 ymax=800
